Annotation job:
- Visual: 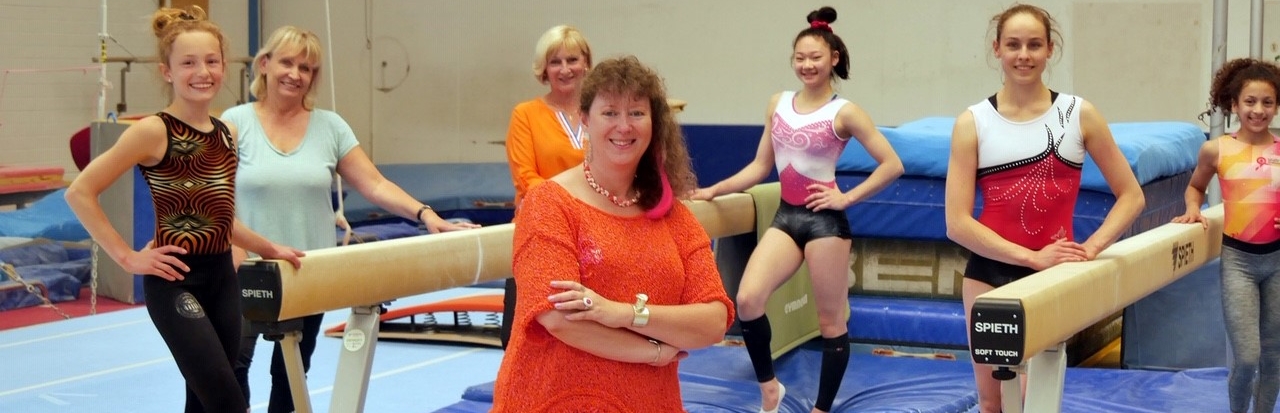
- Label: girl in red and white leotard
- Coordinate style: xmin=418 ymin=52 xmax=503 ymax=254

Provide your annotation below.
xmin=944 ymin=5 xmax=1143 ymax=413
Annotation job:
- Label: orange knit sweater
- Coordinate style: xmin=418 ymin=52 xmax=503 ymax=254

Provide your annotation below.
xmin=491 ymin=183 xmax=734 ymax=412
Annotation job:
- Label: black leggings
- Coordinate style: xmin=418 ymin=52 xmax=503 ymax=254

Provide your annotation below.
xmin=143 ymin=252 xmax=246 ymax=413
xmin=235 ymin=313 xmax=324 ymax=413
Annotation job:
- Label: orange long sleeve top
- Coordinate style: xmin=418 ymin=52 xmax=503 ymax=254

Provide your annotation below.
xmin=491 ymin=182 xmax=734 ymax=413
xmin=505 ymin=98 xmax=587 ymax=203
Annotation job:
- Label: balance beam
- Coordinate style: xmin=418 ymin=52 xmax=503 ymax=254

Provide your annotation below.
xmin=238 ymin=193 xmax=756 ymax=413
xmin=240 ymin=192 xmax=757 ymax=322
xmin=969 ymin=204 xmax=1225 ymax=413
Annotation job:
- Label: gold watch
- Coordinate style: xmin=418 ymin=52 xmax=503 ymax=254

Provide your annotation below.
xmin=632 ymin=293 xmax=650 ymax=327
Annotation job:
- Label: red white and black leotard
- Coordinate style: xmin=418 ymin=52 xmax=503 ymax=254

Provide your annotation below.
xmin=965 ymin=92 xmax=1085 ymax=287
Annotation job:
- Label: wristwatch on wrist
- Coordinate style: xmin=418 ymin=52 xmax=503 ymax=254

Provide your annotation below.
xmin=416 ymin=204 xmax=433 ymax=224
xmin=632 ymin=293 xmax=650 ymax=327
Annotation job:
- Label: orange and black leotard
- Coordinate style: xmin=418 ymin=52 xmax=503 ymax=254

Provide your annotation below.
xmin=140 ymin=112 xmax=237 ymax=255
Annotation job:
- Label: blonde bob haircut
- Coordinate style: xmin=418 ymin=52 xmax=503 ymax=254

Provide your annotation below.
xmin=250 ymin=26 xmax=323 ymax=110
xmin=531 ymin=25 xmax=592 ymax=84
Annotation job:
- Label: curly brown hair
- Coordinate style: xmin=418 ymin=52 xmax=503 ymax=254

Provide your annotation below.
xmin=578 ymin=56 xmax=695 ymax=213
xmin=1208 ymin=57 xmax=1280 ymax=115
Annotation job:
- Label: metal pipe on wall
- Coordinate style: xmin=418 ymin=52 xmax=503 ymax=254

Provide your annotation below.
xmin=1208 ymin=0 xmax=1228 ymax=205
xmin=249 ymin=0 xmax=260 ymax=61
xmin=1252 ymin=0 xmax=1264 ymax=58
xmin=1211 ymin=0 xmax=1227 ymax=139
xmin=97 ymin=0 xmax=108 ymax=120
xmin=247 ymin=0 xmax=261 ymax=105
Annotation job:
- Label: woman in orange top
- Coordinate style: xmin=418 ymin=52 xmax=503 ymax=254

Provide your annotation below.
xmin=491 ymin=56 xmax=733 ymax=412
xmin=501 ymin=25 xmax=593 ymax=347
xmin=506 ymin=24 xmax=593 ymax=202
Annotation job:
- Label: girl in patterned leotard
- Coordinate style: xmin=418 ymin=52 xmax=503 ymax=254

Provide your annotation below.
xmin=689 ymin=7 xmax=902 ymax=413
xmin=64 ymin=6 xmax=303 ymax=413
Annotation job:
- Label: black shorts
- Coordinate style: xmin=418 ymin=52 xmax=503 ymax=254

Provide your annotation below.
xmin=963 ymin=253 xmax=1036 ymax=288
xmin=770 ymin=201 xmax=853 ymax=248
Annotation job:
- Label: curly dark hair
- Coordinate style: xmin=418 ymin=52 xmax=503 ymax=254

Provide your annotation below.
xmin=578 ymin=56 xmax=695 ymax=214
xmin=1208 ymin=58 xmax=1280 ymax=116
xmin=794 ymin=6 xmax=850 ymax=80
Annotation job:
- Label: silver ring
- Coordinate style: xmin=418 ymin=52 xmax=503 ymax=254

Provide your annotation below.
xmin=582 ymin=297 xmax=594 ymax=309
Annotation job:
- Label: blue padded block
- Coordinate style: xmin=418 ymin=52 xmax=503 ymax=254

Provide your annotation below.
xmin=340 ymin=163 xmax=516 ymax=226
xmin=684 ymin=124 xmax=777 ymax=188
xmin=837 ymin=118 xmax=1204 ymax=191
xmin=849 ymin=295 xmax=968 ymax=349
xmin=839 ymin=171 xmax=1191 ymax=242
xmin=838 ymin=174 xmax=953 ymax=241
xmin=1122 ymin=258 xmax=1228 ymax=370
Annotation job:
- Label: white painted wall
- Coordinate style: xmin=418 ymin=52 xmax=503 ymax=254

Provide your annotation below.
xmin=0 ymin=0 xmax=248 ymax=176
xmin=3 ymin=0 xmax=1279 ymax=171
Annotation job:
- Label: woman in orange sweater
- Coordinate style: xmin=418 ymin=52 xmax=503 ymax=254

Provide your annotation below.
xmin=492 ymin=56 xmax=733 ymax=412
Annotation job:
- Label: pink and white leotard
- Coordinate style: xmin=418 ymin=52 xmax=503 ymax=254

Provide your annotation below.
xmin=771 ymin=91 xmax=852 ymax=206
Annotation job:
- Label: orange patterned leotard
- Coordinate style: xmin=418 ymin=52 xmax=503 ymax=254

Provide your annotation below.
xmin=1218 ymin=134 xmax=1280 ymax=245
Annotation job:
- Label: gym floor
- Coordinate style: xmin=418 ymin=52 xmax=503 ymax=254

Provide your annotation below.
xmin=0 ymin=287 xmax=504 ymax=413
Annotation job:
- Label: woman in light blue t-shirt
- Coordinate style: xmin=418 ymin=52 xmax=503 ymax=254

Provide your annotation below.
xmin=222 ymin=25 xmax=478 ymax=413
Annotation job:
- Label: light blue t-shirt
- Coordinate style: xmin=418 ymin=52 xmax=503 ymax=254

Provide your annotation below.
xmin=223 ymin=103 xmax=359 ymax=251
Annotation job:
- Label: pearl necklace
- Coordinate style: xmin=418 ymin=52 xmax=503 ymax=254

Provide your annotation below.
xmin=582 ymin=162 xmax=640 ymax=208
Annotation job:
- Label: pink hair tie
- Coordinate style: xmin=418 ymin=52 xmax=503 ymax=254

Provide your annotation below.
xmin=810 ymin=21 xmax=831 ymax=32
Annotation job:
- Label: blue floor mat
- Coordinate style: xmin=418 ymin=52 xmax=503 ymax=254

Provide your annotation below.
xmin=437 ymin=344 xmax=978 ymax=412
